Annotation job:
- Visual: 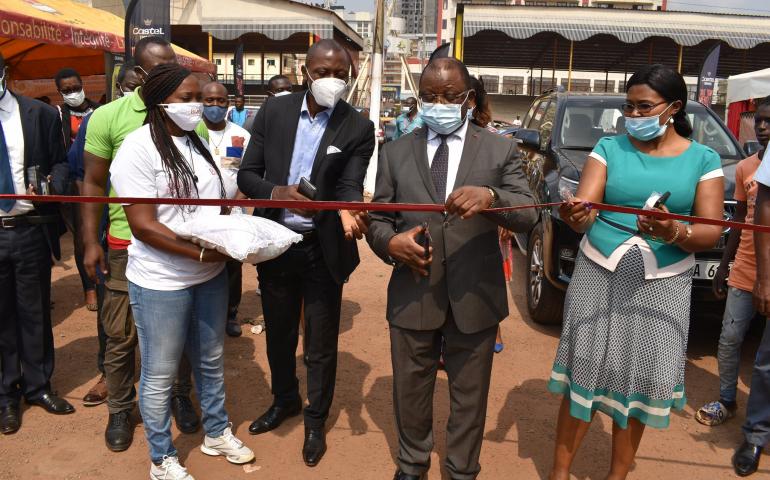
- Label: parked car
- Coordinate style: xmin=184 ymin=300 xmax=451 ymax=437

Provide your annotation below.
xmin=514 ymin=92 xmax=745 ymax=325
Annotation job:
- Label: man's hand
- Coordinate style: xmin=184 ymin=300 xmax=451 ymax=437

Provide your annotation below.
xmin=754 ymin=279 xmax=770 ymax=317
xmin=712 ymin=265 xmax=729 ymax=300
xmin=387 ymin=225 xmax=432 ymax=276
xmin=445 ymin=186 xmax=494 ymax=219
xmin=83 ymin=242 xmax=107 ymax=283
xmin=271 ymin=185 xmax=317 ymax=217
xmin=340 ymin=210 xmax=369 ymax=240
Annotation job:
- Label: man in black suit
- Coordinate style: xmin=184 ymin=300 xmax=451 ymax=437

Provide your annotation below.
xmin=238 ymin=39 xmax=374 ymax=467
xmin=0 ymin=53 xmax=72 ymax=435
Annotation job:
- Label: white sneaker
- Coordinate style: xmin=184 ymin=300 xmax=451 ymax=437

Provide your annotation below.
xmin=200 ymin=424 xmax=255 ymax=464
xmin=150 ymin=456 xmax=195 ymax=480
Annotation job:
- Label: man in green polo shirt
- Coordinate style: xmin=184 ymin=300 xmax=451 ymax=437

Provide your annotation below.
xmin=82 ymin=36 xmax=207 ymax=452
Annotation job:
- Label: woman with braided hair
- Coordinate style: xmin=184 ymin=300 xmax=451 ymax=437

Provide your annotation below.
xmin=110 ymin=63 xmax=254 ymax=480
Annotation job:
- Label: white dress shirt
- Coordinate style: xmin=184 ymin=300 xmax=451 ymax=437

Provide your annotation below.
xmin=0 ymin=92 xmax=31 ymax=216
xmin=426 ymin=120 xmax=469 ymax=201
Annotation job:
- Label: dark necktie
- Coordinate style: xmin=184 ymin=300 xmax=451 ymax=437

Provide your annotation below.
xmin=0 ymin=120 xmax=15 ymax=212
xmin=430 ymin=134 xmax=449 ymax=201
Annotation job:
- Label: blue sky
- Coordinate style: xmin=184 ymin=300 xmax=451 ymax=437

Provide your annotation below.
xmin=337 ymin=0 xmax=770 ymax=15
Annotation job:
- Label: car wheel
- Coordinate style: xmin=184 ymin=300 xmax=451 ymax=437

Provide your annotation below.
xmin=526 ymin=224 xmax=564 ymax=325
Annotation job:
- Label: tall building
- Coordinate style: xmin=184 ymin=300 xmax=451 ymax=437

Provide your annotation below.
xmin=343 ymin=11 xmax=373 ymax=39
xmin=396 ymin=0 xmax=439 ymax=36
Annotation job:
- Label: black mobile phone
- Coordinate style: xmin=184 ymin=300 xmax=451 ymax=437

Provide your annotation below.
xmin=653 ymin=191 xmax=671 ymax=209
xmin=298 ymin=177 xmax=317 ymax=200
xmin=420 ymin=221 xmax=432 ymax=260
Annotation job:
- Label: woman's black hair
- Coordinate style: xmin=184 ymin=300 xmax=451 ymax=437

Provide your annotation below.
xmin=142 ymin=63 xmax=225 ymax=214
xmin=470 ymin=76 xmax=492 ymax=127
xmin=625 ymin=64 xmax=693 ymax=138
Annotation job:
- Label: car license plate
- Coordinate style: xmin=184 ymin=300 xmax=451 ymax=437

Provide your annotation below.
xmin=693 ymin=261 xmax=721 ymax=280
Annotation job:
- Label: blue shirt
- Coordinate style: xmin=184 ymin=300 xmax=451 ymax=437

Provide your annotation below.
xmin=394 ymin=111 xmax=423 ymax=139
xmin=283 ymin=94 xmax=331 ymax=230
xmin=230 ymin=108 xmax=247 ymax=128
xmin=67 ymin=112 xmax=92 ymax=181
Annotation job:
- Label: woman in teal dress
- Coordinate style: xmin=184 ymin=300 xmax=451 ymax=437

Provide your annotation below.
xmin=549 ymin=64 xmax=725 ymax=480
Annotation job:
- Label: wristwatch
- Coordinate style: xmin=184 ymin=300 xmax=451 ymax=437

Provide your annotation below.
xmin=484 ymin=186 xmax=498 ymax=208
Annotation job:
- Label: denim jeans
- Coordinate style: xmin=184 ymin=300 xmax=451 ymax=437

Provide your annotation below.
xmin=129 ymin=269 xmax=229 ymax=464
xmin=743 ymin=316 xmax=770 ymax=447
xmin=717 ymin=287 xmax=756 ymax=404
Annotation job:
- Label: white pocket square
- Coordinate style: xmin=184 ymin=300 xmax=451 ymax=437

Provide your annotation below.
xmin=326 ymin=145 xmax=342 ymax=155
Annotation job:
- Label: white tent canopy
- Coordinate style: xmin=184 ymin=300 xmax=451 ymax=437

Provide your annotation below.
xmin=727 ymin=68 xmax=770 ymax=105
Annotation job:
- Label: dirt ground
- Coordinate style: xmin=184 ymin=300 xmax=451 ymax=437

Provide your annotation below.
xmin=0 ymin=233 xmax=768 ymax=480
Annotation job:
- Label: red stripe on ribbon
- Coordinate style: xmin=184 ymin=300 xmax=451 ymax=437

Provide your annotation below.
xmin=1 ymin=194 xmax=768 ymax=233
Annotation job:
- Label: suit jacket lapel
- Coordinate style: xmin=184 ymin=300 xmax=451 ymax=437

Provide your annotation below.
xmin=411 ymin=127 xmax=440 ymax=204
xmin=16 ymin=94 xmax=34 ymax=168
xmin=279 ymin=93 xmax=304 ymax=184
xmin=310 ymin=103 xmax=345 ymax=181
xmin=452 ymin=122 xmax=483 ymax=191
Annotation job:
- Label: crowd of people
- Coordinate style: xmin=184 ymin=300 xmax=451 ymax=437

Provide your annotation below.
xmin=1 ymin=33 xmax=769 ymax=480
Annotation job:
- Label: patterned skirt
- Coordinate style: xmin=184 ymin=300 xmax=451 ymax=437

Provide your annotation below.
xmin=547 ymin=246 xmax=692 ymax=429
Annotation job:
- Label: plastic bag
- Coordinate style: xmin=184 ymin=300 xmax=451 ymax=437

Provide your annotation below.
xmin=173 ymin=213 xmax=302 ymax=264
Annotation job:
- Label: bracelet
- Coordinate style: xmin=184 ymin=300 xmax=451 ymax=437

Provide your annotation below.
xmin=199 ymin=247 xmax=205 ymax=262
xmin=665 ymin=222 xmax=681 ymax=244
xmin=484 ymin=186 xmax=498 ymax=208
xmin=681 ymin=224 xmax=693 ymax=243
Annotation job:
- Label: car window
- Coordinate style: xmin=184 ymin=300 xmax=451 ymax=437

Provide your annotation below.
xmin=557 ymin=98 xmax=742 ymax=163
xmin=539 ymin=100 xmax=557 ymax=150
xmin=522 ymin=99 xmax=540 ymax=128
xmin=528 ymin=99 xmax=550 ymax=130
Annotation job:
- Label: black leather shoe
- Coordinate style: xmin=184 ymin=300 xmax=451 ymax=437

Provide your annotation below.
xmin=226 ymin=317 xmax=242 ymax=337
xmin=302 ymin=427 xmax=327 ymax=467
xmin=105 ymin=410 xmax=134 ymax=452
xmin=393 ymin=470 xmax=424 ymax=480
xmin=734 ymin=441 xmax=763 ymax=477
xmin=27 ymin=392 xmax=75 ymax=414
xmin=0 ymin=405 xmax=20 ymax=434
xmin=171 ymin=395 xmax=200 ymax=434
xmin=249 ymin=399 xmax=302 ymax=435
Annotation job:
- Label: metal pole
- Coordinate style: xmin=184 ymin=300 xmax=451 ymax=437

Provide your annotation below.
xmin=365 ymin=0 xmax=385 ymax=194
xmin=453 ymin=4 xmax=464 ymax=61
xmin=208 ymin=33 xmax=213 ymax=62
xmin=552 ymin=37 xmax=557 ymax=87
xmin=567 ymin=40 xmax=574 ymax=91
xmin=677 ymin=44 xmax=683 ymax=73
xmin=604 ymin=70 xmax=609 ymax=92
xmin=347 ymin=54 xmax=370 ymax=104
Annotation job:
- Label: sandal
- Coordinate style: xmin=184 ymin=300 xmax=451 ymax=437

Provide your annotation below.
xmin=85 ymin=289 xmax=98 ymax=312
xmin=695 ymin=400 xmax=735 ymax=426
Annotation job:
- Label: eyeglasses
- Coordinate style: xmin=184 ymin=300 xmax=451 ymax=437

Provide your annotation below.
xmin=621 ymin=101 xmax=668 ymax=115
xmin=419 ymin=90 xmax=470 ymax=104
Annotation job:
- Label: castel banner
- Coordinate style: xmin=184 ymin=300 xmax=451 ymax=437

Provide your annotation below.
xmin=128 ymin=0 xmax=170 ymax=54
xmin=697 ymin=44 xmax=720 ymax=108
xmin=234 ymin=41 xmax=245 ymax=96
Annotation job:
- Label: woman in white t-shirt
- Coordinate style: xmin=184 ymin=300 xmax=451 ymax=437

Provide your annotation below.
xmin=110 ymin=64 xmax=254 ymax=480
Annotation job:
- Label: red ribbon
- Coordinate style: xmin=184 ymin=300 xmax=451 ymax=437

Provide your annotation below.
xmin=2 ymin=194 xmax=768 ymax=233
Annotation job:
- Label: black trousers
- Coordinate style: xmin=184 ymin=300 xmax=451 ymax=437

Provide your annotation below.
xmin=226 ymin=259 xmax=242 ymax=321
xmin=257 ymin=237 xmax=343 ymax=428
xmin=0 ymin=224 xmax=54 ymax=406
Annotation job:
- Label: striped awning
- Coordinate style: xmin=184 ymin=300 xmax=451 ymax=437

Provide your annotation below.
xmin=201 ymin=20 xmax=333 ymax=42
xmin=463 ymin=6 xmax=770 ymax=50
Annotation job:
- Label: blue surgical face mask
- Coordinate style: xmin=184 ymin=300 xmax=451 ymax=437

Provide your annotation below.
xmin=203 ymin=105 xmax=228 ymax=124
xmin=419 ymin=91 xmax=470 ymax=135
xmin=624 ymin=103 xmax=674 ymax=142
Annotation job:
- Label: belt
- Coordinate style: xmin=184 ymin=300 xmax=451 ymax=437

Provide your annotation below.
xmin=0 ymin=214 xmax=59 ymax=229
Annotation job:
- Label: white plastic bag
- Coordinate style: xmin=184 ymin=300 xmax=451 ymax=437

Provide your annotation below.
xmin=173 ymin=214 xmax=302 ymax=264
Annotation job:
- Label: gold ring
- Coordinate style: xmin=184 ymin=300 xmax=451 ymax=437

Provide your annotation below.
xmin=648 ymin=226 xmax=654 ymax=232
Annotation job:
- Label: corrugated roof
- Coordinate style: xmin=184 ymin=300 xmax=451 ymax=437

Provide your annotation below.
xmin=463 ymin=6 xmax=770 ymax=50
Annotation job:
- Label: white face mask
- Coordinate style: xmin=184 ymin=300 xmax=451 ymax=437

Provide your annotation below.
xmin=159 ymin=102 xmax=203 ymax=132
xmin=305 ymin=67 xmax=347 ymax=109
xmin=273 ymin=91 xmax=291 ymax=97
xmin=62 ymin=89 xmax=85 ymax=107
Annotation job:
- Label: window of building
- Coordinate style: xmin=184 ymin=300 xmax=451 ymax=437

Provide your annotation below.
xmin=686 ymin=84 xmax=697 ymax=101
xmin=502 ymin=76 xmax=525 ymax=95
xmin=442 ymin=19 xmax=447 ymax=29
xmin=215 ymin=59 xmax=222 ymax=65
xmin=247 ymin=59 xmax=255 ymax=66
xmin=443 ymin=0 xmax=447 ymax=8
xmin=593 ymin=79 xmax=616 ymax=93
xmin=561 ymin=78 xmax=590 ymax=92
xmin=480 ymin=75 xmax=499 ymax=94
xmin=532 ymin=77 xmax=556 ymax=96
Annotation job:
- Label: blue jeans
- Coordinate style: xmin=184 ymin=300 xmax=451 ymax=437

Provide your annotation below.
xmin=743 ymin=316 xmax=770 ymax=447
xmin=129 ymin=269 xmax=229 ymax=464
xmin=718 ymin=287 xmax=756 ymax=404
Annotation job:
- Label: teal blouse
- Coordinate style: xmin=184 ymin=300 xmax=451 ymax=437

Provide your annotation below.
xmin=585 ymin=135 xmax=723 ymax=268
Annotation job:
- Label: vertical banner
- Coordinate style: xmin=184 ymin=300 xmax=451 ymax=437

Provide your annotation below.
xmin=697 ymin=44 xmax=720 ymax=108
xmin=124 ymin=0 xmax=171 ymax=61
xmin=234 ymin=41 xmax=245 ymax=96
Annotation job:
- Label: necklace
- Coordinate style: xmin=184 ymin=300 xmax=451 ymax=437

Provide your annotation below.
xmin=210 ymin=128 xmax=226 ymax=156
xmin=186 ymin=139 xmax=198 ymax=183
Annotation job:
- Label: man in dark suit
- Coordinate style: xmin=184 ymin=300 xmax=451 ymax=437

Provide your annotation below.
xmin=367 ymin=58 xmax=537 ymax=480
xmin=0 ymin=53 xmax=72 ymax=435
xmin=238 ymin=39 xmax=374 ymax=467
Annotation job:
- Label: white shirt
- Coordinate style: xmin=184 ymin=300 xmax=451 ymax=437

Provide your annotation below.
xmin=0 ymin=92 xmax=32 ymax=216
xmin=754 ymin=147 xmax=770 ymax=187
xmin=110 ymin=125 xmax=225 ymax=291
xmin=206 ymin=121 xmax=251 ymax=199
xmin=426 ymin=120 xmax=469 ymax=200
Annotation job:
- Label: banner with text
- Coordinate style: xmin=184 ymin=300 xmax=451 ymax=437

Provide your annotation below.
xmin=697 ymin=44 xmax=720 ymax=108
xmin=128 ymin=0 xmax=170 ymax=58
